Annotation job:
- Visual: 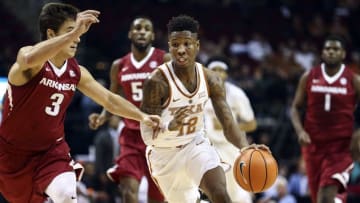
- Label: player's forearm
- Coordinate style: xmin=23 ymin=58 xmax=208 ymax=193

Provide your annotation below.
xmin=19 ymin=31 xmax=80 ymax=67
xmin=224 ymin=126 xmax=249 ymax=149
xmin=290 ymin=107 xmax=304 ymax=134
xmin=105 ymin=94 xmax=145 ymax=122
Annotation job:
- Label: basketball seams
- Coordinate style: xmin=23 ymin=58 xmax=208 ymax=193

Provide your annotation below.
xmin=258 ymin=150 xmax=268 ymax=192
xmin=248 ymin=149 xmax=255 ymax=192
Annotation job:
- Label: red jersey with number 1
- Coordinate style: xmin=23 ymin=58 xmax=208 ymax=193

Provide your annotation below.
xmin=304 ymin=63 xmax=356 ymax=144
xmin=117 ymin=47 xmax=165 ymax=130
xmin=0 ymin=58 xmax=81 ymax=152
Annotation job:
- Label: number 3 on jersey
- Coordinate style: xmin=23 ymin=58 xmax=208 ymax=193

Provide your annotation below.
xmin=45 ymin=93 xmax=64 ymax=116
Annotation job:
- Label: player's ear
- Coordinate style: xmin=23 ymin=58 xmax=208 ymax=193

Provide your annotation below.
xmin=342 ymin=50 xmax=346 ymax=60
xmin=46 ymin=29 xmax=56 ymax=39
xmin=196 ymin=40 xmax=200 ymax=51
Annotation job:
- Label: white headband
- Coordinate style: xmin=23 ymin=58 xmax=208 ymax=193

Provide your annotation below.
xmin=207 ymin=61 xmax=228 ymax=70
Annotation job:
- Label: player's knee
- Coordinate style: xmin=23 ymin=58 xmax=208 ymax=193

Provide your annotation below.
xmin=48 ymin=186 xmax=77 ymax=203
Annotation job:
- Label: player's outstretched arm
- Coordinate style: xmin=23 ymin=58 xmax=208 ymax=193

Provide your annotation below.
xmin=9 ymin=10 xmax=100 ymax=86
xmin=205 ymin=69 xmax=248 ymax=149
xmin=78 ymin=66 xmax=160 ymax=128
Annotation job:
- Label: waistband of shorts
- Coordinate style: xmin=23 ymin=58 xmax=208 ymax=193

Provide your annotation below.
xmin=151 ymin=142 xmax=190 ymax=149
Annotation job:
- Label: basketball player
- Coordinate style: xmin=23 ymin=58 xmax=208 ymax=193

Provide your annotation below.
xmin=88 ymin=17 xmax=167 ymax=203
xmin=204 ymin=56 xmax=256 ymax=203
xmin=140 ymin=15 xmax=267 ymax=203
xmin=291 ymin=35 xmax=360 ymax=203
xmin=0 ymin=3 xmax=160 ymax=203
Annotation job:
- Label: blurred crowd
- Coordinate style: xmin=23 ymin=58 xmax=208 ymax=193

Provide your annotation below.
xmin=1 ymin=0 xmax=360 ymax=202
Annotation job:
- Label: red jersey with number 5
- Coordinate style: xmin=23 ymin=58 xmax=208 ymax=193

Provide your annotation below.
xmin=304 ymin=63 xmax=356 ymax=144
xmin=117 ymin=47 xmax=165 ymax=130
xmin=0 ymin=58 xmax=81 ymax=151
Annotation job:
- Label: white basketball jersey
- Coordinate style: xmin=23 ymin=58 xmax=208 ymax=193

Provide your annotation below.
xmin=146 ymin=62 xmax=209 ymax=147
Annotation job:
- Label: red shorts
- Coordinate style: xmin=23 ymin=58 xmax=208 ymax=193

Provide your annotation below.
xmin=0 ymin=139 xmax=82 ymax=203
xmin=302 ymin=142 xmax=353 ymax=203
xmin=107 ymin=128 xmax=164 ymax=201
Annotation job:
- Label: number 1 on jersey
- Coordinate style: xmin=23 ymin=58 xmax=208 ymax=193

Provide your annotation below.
xmin=324 ymin=93 xmax=331 ymax=112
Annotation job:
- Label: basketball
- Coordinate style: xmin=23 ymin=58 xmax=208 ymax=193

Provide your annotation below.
xmin=233 ymin=148 xmax=278 ymax=193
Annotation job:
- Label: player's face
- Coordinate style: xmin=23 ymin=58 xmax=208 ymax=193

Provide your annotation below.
xmin=321 ymin=40 xmax=345 ymax=66
xmin=129 ymin=18 xmax=154 ymax=51
xmin=211 ymin=67 xmax=228 ymax=81
xmin=52 ymin=19 xmax=80 ymax=58
xmin=168 ymin=31 xmax=199 ymax=69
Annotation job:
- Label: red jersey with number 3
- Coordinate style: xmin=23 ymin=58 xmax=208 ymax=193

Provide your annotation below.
xmin=117 ymin=47 xmax=165 ymax=130
xmin=304 ymin=63 xmax=356 ymax=144
xmin=0 ymin=58 xmax=81 ymax=151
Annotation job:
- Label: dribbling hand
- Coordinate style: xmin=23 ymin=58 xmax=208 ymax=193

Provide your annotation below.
xmin=240 ymin=144 xmax=271 ymax=154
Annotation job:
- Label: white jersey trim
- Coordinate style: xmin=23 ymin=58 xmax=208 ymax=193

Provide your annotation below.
xmin=130 ymin=47 xmax=155 ymax=69
xmin=321 ymin=63 xmax=345 ymax=84
xmin=48 ymin=60 xmax=68 ymax=77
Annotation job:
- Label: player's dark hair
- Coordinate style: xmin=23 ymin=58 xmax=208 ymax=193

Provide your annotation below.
xmin=324 ymin=35 xmax=347 ymax=50
xmin=167 ymin=15 xmax=199 ymax=34
xmin=39 ymin=3 xmax=79 ymax=41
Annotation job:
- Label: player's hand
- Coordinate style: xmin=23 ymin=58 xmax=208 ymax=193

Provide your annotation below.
xmin=298 ymin=130 xmax=311 ymax=145
xmin=240 ymin=144 xmax=270 ymax=153
xmin=168 ymin=107 xmax=190 ymax=131
xmin=88 ymin=113 xmax=106 ymax=130
xmin=350 ymin=130 xmax=360 ymax=162
xmin=74 ymin=10 xmax=100 ymax=36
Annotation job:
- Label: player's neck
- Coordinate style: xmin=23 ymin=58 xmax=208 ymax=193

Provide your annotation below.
xmin=49 ymin=57 xmax=67 ymax=69
xmin=324 ymin=63 xmax=342 ymax=76
xmin=173 ymin=62 xmax=196 ymax=81
xmin=131 ymin=45 xmax=151 ymax=61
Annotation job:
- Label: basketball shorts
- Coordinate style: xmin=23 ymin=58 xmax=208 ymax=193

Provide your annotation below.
xmin=106 ymin=128 xmax=164 ymax=201
xmin=0 ymin=139 xmax=83 ymax=203
xmin=146 ymin=134 xmax=221 ymax=203
xmin=302 ymin=145 xmax=353 ymax=203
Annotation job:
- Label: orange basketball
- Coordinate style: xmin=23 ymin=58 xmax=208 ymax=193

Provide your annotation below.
xmin=233 ymin=148 xmax=278 ymax=193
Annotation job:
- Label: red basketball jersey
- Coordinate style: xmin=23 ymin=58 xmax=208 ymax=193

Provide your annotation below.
xmin=117 ymin=47 xmax=165 ymax=130
xmin=0 ymin=58 xmax=81 ymax=151
xmin=304 ymin=64 xmax=356 ymax=144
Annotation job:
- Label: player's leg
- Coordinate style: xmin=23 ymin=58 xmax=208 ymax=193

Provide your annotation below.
xmin=145 ymin=163 xmax=165 ymax=203
xmin=302 ymin=147 xmax=321 ymax=203
xmin=119 ymin=176 xmax=140 ymax=203
xmin=188 ymin=135 xmax=231 ymax=203
xmin=45 ymin=172 xmax=77 ymax=203
xmin=199 ymin=166 xmax=231 ymax=203
xmin=317 ymin=150 xmax=353 ymax=203
xmin=317 ymin=185 xmax=338 ymax=203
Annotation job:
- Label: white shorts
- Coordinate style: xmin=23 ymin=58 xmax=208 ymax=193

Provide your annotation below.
xmin=146 ymin=134 xmax=220 ymax=203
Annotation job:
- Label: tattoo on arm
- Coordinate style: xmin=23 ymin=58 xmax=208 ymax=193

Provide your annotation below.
xmin=141 ymin=71 xmax=169 ymax=116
